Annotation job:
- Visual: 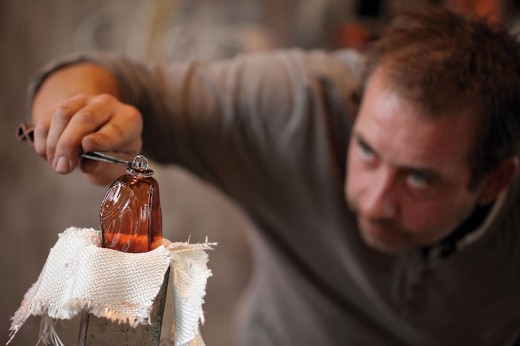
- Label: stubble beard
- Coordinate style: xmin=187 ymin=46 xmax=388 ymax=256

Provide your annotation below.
xmin=346 ymin=197 xmax=416 ymax=255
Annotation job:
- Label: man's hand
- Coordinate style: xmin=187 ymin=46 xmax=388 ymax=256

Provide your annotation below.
xmin=31 ymin=63 xmax=143 ymax=185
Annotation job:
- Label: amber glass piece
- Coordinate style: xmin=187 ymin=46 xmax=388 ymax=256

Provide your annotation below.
xmin=100 ymin=155 xmax=162 ymax=253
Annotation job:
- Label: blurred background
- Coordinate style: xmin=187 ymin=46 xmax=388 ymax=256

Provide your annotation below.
xmin=0 ymin=0 xmax=517 ymax=345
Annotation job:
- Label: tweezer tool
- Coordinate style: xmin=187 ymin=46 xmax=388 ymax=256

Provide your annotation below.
xmin=16 ymin=123 xmax=132 ymax=167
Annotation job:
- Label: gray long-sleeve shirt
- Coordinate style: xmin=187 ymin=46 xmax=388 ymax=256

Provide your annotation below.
xmin=30 ymin=50 xmax=520 ymax=345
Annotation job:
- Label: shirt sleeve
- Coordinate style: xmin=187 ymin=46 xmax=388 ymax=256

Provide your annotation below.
xmin=28 ymin=49 xmax=363 ymax=203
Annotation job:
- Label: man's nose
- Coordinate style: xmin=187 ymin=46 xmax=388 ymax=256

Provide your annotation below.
xmin=360 ymin=169 xmax=398 ymax=219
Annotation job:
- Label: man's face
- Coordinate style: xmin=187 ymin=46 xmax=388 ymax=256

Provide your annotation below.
xmin=345 ymin=68 xmax=484 ymax=254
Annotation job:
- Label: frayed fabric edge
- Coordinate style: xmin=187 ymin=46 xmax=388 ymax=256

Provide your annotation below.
xmin=36 ymin=315 xmax=64 ymax=346
xmin=7 ymin=228 xmax=215 ymax=346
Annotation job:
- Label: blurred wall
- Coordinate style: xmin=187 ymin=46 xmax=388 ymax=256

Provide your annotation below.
xmin=3 ymin=0 xmax=512 ymax=345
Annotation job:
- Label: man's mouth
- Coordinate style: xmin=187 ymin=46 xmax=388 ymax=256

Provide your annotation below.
xmin=359 ymin=217 xmax=402 ymax=239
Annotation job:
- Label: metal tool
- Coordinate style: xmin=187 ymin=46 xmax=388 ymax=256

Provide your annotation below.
xmin=16 ymin=123 xmax=132 ymax=166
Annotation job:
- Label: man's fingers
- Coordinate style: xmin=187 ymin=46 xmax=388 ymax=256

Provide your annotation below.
xmin=35 ymin=94 xmax=88 ymax=165
xmin=33 ymin=118 xmax=50 ymax=159
xmin=53 ymin=95 xmax=115 ymax=173
xmin=82 ymin=104 xmax=143 ymax=153
xmin=31 ymin=93 xmax=143 ymax=178
xmin=46 ymin=108 xmax=72 ymax=166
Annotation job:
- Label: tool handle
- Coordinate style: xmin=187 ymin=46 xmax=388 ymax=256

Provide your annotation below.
xmin=16 ymin=123 xmax=132 ymax=166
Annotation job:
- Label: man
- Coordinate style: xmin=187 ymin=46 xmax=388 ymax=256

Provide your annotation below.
xmin=27 ymin=7 xmax=520 ymax=345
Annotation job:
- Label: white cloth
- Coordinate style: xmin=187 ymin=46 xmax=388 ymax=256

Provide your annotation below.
xmin=8 ymin=227 xmax=214 ymax=346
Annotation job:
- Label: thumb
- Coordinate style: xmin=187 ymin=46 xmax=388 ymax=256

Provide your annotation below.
xmin=80 ymin=159 xmax=127 ymax=186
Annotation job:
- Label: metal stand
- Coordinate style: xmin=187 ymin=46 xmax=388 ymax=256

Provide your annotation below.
xmin=78 ymin=268 xmax=170 ymax=346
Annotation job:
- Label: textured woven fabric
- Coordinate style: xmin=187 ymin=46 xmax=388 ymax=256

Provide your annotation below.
xmin=167 ymin=242 xmax=213 ymax=345
xmin=8 ymin=227 xmax=213 ymax=346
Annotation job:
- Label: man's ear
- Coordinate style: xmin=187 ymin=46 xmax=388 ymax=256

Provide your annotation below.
xmin=477 ymin=156 xmax=519 ymax=205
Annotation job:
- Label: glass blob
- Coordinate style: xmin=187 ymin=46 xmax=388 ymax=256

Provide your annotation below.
xmin=99 ymin=155 xmax=162 ymax=253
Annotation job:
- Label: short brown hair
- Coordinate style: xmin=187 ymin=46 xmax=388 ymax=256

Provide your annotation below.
xmin=361 ymin=7 xmax=520 ymax=188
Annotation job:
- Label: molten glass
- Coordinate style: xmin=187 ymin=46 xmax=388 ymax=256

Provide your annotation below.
xmin=100 ymin=155 xmax=162 ymax=253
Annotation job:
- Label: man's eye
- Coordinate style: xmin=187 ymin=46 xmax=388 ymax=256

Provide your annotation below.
xmin=358 ymin=141 xmax=375 ymax=161
xmin=407 ymin=171 xmax=432 ymax=188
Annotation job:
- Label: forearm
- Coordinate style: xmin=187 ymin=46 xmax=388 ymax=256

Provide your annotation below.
xmin=31 ymin=63 xmax=122 ymax=122
xmin=26 ymin=49 xmax=361 ymax=189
